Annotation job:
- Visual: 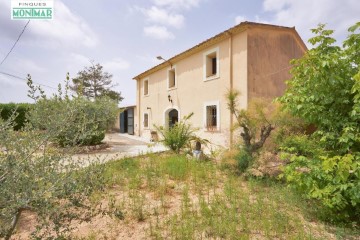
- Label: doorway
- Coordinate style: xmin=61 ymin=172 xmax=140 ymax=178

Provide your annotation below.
xmin=120 ymin=107 xmax=135 ymax=135
xmin=168 ymin=109 xmax=179 ymax=128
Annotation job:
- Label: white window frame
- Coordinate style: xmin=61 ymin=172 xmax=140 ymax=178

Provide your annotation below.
xmin=203 ymin=100 xmax=220 ymax=131
xmin=143 ymin=112 xmax=149 ymax=129
xmin=143 ymin=78 xmax=149 ymax=96
xmin=203 ymin=47 xmax=220 ymax=81
xmin=167 ymin=65 xmax=177 ymax=90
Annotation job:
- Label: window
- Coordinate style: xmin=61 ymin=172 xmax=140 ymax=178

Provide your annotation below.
xmin=206 ymin=105 xmax=217 ymax=130
xmin=143 ymin=79 xmax=149 ymax=96
xmin=203 ymin=47 xmax=219 ymax=81
xmin=168 ymin=68 xmax=176 ymax=89
xmin=144 ymin=113 xmax=149 ymax=128
xmin=204 ymin=101 xmax=220 ymax=131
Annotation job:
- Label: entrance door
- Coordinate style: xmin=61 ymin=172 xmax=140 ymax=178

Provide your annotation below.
xmin=168 ymin=109 xmax=179 ymax=128
xmin=119 ymin=110 xmax=128 ymax=133
xmin=127 ymin=108 xmax=134 ymax=135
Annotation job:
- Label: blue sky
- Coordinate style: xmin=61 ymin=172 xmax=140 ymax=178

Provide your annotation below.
xmin=0 ymin=0 xmax=359 ymax=106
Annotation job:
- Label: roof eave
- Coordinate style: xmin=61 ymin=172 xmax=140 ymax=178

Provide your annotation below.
xmin=133 ymin=21 xmax=306 ymax=80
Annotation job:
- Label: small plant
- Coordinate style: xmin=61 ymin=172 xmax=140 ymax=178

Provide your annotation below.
xmin=155 ymin=113 xmax=209 ymax=154
xmin=235 ymin=149 xmax=253 ymax=173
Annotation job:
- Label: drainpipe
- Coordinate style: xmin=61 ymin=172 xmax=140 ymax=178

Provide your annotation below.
xmin=228 ymin=31 xmax=234 ymax=148
xmin=137 ymin=79 xmax=141 ymax=137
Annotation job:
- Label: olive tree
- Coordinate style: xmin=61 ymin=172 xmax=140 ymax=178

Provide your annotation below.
xmin=0 ymin=76 xmax=109 ymax=239
xmin=28 ymin=74 xmax=119 ymax=147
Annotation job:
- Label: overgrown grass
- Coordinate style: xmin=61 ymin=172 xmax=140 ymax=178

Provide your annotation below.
xmin=82 ymin=153 xmax=359 ymax=240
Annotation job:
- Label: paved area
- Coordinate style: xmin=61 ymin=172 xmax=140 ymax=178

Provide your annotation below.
xmin=72 ymin=133 xmax=167 ymax=166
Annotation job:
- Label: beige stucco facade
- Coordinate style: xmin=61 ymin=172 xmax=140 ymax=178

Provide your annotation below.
xmin=133 ymin=22 xmax=306 ymax=148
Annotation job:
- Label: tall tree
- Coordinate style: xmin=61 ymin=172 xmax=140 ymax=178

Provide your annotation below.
xmin=71 ymin=62 xmax=123 ymax=102
xmin=278 ymin=23 xmax=360 ymax=220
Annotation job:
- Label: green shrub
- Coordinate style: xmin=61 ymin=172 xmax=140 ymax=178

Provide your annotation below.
xmin=280 ymin=134 xmax=360 ymax=222
xmin=28 ymin=95 xmax=117 ymax=147
xmin=155 ymin=113 xmax=202 ymax=154
xmin=277 ymin=23 xmax=360 ymax=223
xmin=0 ymin=100 xmax=106 ymax=240
xmin=0 ymin=103 xmax=32 ymax=130
xmin=235 ymin=150 xmax=253 ymax=173
xmin=280 ymin=134 xmax=324 ymax=157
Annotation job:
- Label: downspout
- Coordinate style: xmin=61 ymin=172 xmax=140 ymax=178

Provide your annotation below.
xmin=137 ymin=79 xmax=141 ymax=137
xmin=228 ymin=31 xmax=234 ymax=148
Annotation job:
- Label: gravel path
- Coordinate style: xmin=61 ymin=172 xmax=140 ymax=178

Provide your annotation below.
xmin=71 ymin=133 xmax=167 ymax=166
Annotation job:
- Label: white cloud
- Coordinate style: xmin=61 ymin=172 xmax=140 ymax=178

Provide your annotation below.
xmin=29 ymin=1 xmax=97 ymax=48
xmin=17 ymin=59 xmax=47 ymax=73
xmin=234 ymin=15 xmax=269 ymax=25
xmin=235 ymin=15 xmax=246 ymax=25
xmin=69 ymin=53 xmax=91 ymax=66
xmin=152 ymin=0 xmax=202 ymax=10
xmin=144 ymin=25 xmax=175 ymax=40
xmin=104 ymin=58 xmax=131 ymax=72
xmin=263 ymin=0 xmax=360 ymax=43
xmin=0 ymin=74 xmax=25 ymax=88
xmin=133 ymin=0 xmax=204 ymax=40
xmin=141 ymin=6 xmax=185 ymax=29
xmin=263 ymin=0 xmax=291 ymax=12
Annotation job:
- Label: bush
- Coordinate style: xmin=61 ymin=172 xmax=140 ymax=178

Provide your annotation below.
xmin=0 ymin=102 xmax=106 ymax=239
xmin=27 ymin=76 xmax=118 ymax=147
xmin=278 ymin=23 xmax=360 ymax=223
xmin=280 ymin=134 xmax=360 ymax=222
xmin=235 ymin=150 xmax=253 ymax=173
xmin=155 ymin=113 xmax=208 ymax=154
xmin=155 ymin=114 xmax=195 ymax=154
xmin=0 ymin=103 xmax=32 ymax=130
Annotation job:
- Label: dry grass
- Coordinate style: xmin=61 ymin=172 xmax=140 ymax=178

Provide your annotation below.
xmin=13 ymin=153 xmax=359 ymax=240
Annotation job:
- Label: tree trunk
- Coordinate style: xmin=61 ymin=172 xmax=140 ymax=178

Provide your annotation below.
xmin=5 ymin=208 xmax=23 ymax=240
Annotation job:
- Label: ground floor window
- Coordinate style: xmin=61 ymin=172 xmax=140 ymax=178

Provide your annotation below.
xmin=204 ymin=101 xmax=220 ymax=131
xmin=144 ymin=113 xmax=149 ymax=128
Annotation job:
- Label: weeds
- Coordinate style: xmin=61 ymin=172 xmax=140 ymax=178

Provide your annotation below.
xmin=69 ymin=153 xmax=359 ymax=240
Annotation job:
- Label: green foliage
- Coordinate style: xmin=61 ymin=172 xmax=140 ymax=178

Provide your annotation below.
xmin=0 ymin=102 xmax=106 ymax=239
xmin=280 ymin=136 xmax=360 ymax=222
xmin=70 ymin=61 xmax=123 ymax=103
xmin=226 ymin=90 xmax=289 ymax=155
xmin=278 ymin=23 xmax=360 ymax=153
xmin=0 ymin=103 xmax=32 ymax=130
xmin=155 ymin=113 xmax=208 ymax=154
xmin=235 ymin=150 xmax=253 ymax=173
xmin=27 ymin=74 xmax=118 ymax=146
xmin=279 ymin=23 xmax=360 ymax=222
xmin=226 ymin=91 xmax=297 ymax=173
xmin=280 ymin=134 xmax=324 ymax=157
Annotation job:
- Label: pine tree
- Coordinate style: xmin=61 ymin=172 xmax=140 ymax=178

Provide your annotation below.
xmin=71 ymin=61 xmax=123 ymax=102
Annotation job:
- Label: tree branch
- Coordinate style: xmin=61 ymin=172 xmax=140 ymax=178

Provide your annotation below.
xmin=4 ymin=207 xmax=31 ymax=240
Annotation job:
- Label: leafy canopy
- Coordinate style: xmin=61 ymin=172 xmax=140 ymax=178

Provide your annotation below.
xmin=279 ymin=23 xmax=360 ymax=222
xmin=28 ymin=74 xmax=118 ymax=146
xmin=279 ymin=22 xmax=360 ymax=153
xmin=71 ymin=61 xmax=123 ymax=103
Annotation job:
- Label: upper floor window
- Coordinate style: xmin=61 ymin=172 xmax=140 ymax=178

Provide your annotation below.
xmin=143 ymin=79 xmax=149 ymax=96
xmin=203 ymin=47 xmax=219 ymax=81
xmin=168 ymin=68 xmax=176 ymax=89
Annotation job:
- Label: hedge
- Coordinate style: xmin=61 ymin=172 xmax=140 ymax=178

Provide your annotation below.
xmin=0 ymin=103 xmax=33 ymax=130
